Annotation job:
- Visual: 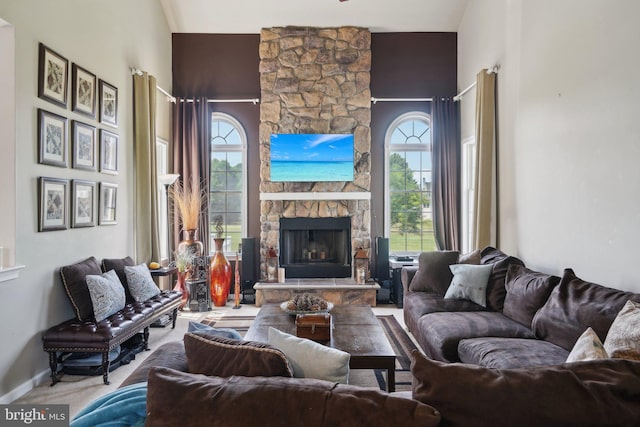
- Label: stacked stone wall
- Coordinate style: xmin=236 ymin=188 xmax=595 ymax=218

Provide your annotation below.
xmin=259 ymin=26 xmax=372 ymax=279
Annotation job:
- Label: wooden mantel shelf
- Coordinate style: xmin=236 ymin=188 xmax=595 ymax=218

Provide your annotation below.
xmin=0 ymin=265 xmax=26 ymax=283
xmin=260 ymin=192 xmax=370 ymax=201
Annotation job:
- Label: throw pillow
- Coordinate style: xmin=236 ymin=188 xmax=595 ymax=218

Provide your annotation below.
xmin=410 ymin=350 xmax=640 ymax=427
xmin=101 ymin=256 xmax=136 ymax=301
xmin=86 ymin=269 xmax=126 ymax=322
xmin=566 ymin=327 xmax=609 ymax=363
xmin=408 ymin=250 xmax=460 ymax=295
xmin=479 ymin=247 xmax=526 ymax=312
xmin=124 ymin=263 xmax=160 ymax=303
xmin=532 ymin=268 xmax=640 ymax=351
xmin=145 ymin=367 xmax=441 ymax=427
xmin=268 ymin=327 xmax=350 ymax=383
xmin=443 ymin=263 xmax=494 ymax=307
xmin=60 ymin=256 xmax=103 ymax=321
xmin=183 ymin=331 xmax=293 ymax=378
xmin=502 ymin=264 xmax=561 ymax=327
xmin=187 ymin=321 xmax=243 ymax=340
xmin=604 ymin=300 xmax=640 ymax=360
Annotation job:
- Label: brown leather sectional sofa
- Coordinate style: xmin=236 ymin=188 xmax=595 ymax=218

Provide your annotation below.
xmin=401 ymin=246 xmax=640 ymax=368
xmin=42 ymin=256 xmax=182 ymax=386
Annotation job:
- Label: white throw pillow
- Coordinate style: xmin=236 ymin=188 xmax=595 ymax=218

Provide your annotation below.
xmin=603 ymin=300 xmax=640 ymax=360
xmin=444 ymin=263 xmax=494 ymax=307
xmin=124 ymin=263 xmax=160 ymax=302
xmin=86 ymin=269 xmax=126 ymax=322
xmin=268 ymin=327 xmax=350 ymax=384
xmin=566 ymin=327 xmax=608 ymax=363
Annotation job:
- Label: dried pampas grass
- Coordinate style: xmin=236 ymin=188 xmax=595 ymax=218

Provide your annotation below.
xmin=169 ymin=180 xmax=204 ymax=230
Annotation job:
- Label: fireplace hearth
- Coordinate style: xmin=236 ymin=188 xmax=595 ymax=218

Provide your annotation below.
xmin=279 ymin=217 xmax=351 ymax=278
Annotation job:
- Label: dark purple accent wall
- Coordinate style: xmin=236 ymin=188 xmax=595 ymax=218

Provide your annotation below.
xmin=172 ymin=31 xmax=457 ymax=244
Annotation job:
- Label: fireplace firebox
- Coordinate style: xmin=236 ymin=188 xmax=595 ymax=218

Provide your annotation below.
xmin=279 ymin=217 xmax=351 ymax=278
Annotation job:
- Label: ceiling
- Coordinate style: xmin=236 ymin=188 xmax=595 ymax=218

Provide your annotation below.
xmin=159 ymin=0 xmax=470 ymax=34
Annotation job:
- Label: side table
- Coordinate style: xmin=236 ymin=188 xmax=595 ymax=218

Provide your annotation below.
xmin=389 ymin=257 xmax=418 ymax=308
xmin=149 ymin=266 xmax=178 ymax=327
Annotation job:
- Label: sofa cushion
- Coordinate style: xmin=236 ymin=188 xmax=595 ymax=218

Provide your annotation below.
xmin=124 ymin=263 xmax=161 ymax=303
xmin=603 ymin=300 xmax=640 ymax=360
xmin=444 ymin=263 xmax=493 ymax=307
xmin=101 ymin=256 xmax=136 ymax=301
xmin=458 ymin=249 xmax=481 ymax=264
xmin=403 ymin=292 xmax=486 ymax=333
xmin=566 ymin=327 xmax=608 ymax=363
xmin=86 ymin=269 xmax=126 ymax=322
xmin=408 ymin=250 xmax=460 ymax=295
xmin=503 ymin=264 xmax=560 ymax=327
xmin=532 ymin=268 xmax=640 ymax=351
xmin=458 ymin=337 xmax=569 ymax=369
xmin=480 ymin=246 xmax=525 ymax=312
xmin=119 ymin=341 xmax=188 ymax=388
xmin=415 ymin=311 xmax=535 ymax=362
xmin=183 ymin=331 xmax=293 ymax=378
xmin=60 ymin=256 xmax=104 ymax=321
xmin=146 ymin=367 xmax=442 ymax=427
xmin=268 ymin=327 xmax=350 ymax=383
xmin=411 ymin=350 xmax=640 ymax=427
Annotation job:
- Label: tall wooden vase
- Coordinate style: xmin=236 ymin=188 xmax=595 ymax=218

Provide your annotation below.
xmin=210 ymin=238 xmax=231 ymax=306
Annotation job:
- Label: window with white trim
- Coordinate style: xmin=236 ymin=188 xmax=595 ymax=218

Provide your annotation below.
xmin=461 ymin=137 xmax=476 ymax=253
xmin=384 ymin=112 xmax=436 ymax=255
xmin=209 ymin=112 xmax=247 ymax=255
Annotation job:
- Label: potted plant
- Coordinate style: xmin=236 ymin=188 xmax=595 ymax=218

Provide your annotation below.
xmin=172 ymin=247 xmax=196 ymax=310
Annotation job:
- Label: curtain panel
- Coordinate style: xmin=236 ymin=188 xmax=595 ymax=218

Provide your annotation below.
xmin=432 ymin=97 xmax=461 ymax=251
xmin=133 ymin=73 xmax=160 ymax=263
xmin=473 ymin=70 xmax=497 ymax=249
xmin=172 ymin=97 xmax=211 ymax=255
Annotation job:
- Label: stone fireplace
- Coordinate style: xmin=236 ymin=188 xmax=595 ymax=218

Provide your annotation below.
xmin=259 ymin=26 xmax=372 ymax=281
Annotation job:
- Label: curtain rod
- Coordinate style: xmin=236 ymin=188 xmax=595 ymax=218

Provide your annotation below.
xmin=453 ymin=65 xmax=500 ymax=101
xmin=130 ymin=68 xmax=177 ymax=103
xmin=182 ymin=98 xmax=260 ymax=105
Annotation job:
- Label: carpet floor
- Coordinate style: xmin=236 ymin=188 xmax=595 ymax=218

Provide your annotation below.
xmin=201 ymin=314 xmax=417 ymax=392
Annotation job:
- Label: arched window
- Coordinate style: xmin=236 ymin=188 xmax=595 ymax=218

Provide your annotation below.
xmin=209 ymin=112 xmax=247 ymax=254
xmin=384 ymin=112 xmax=436 ymax=254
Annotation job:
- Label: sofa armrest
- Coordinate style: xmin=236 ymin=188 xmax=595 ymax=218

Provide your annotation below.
xmin=401 ymin=266 xmax=419 ymax=294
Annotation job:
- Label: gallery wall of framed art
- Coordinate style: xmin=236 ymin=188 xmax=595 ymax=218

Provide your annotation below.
xmin=36 ymin=42 xmax=120 ymax=232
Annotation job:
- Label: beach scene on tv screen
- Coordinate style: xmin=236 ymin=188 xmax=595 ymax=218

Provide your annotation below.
xmin=270 ymin=133 xmax=354 ymax=182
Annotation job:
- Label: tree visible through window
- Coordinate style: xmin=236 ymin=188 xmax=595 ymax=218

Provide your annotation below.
xmin=209 ymin=113 xmax=246 ymax=254
xmin=385 ymin=112 xmax=436 ymax=254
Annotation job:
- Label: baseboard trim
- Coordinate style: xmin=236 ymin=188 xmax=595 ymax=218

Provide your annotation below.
xmin=0 ymin=368 xmax=50 ymax=404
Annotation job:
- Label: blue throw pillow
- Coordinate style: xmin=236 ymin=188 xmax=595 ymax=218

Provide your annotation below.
xmin=188 ymin=321 xmax=243 ymax=340
xmin=71 ymin=382 xmax=147 ymax=427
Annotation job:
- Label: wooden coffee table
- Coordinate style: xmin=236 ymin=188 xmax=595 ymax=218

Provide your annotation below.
xmin=244 ymin=304 xmax=397 ymax=391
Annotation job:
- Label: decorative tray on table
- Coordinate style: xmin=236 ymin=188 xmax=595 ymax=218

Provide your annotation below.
xmin=280 ymin=294 xmax=333 ymax=315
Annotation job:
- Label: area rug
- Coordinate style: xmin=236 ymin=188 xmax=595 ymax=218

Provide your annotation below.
xmin=201 ymin=314 xmax=416 ymax=392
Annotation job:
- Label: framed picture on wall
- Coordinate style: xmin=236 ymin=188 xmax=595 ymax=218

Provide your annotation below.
xmin=99 ymin=129 xmax=118 ymax=174
xmin=38 ymin=43 xmax=69 ymax=108
xmin=99 ymin=182 xmax=118 ymax=225
xmin=72 ymin=121 xmax=96 ymax=171
xmin=99 ymin=79 xmax=118 ymax=127
xmin=71 ymin=64 xmax=97 ymax=118
xmin=38 ymin=109 xmax=68 ymax=168
xmin=71 ymin=180 xmax=96 ymax=228
xmin=38 ymin=177 xmax=69 ymax=232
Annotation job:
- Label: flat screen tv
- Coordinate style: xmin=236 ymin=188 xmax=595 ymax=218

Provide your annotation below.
xmin=270 ymin=133 xmax=354 ymax=182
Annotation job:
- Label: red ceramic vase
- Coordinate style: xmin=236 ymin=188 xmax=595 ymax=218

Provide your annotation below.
xmin=210 ymin=238 xmax=231 ymax=306
xmin=173 ymin=271 xmax=189 ymax=310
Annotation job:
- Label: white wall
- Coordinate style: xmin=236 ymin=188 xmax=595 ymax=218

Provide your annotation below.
xmin=458 ymin=0 xmax=640 ymax=293
xmin=0 ymin=0 xmax=172 ymax=401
